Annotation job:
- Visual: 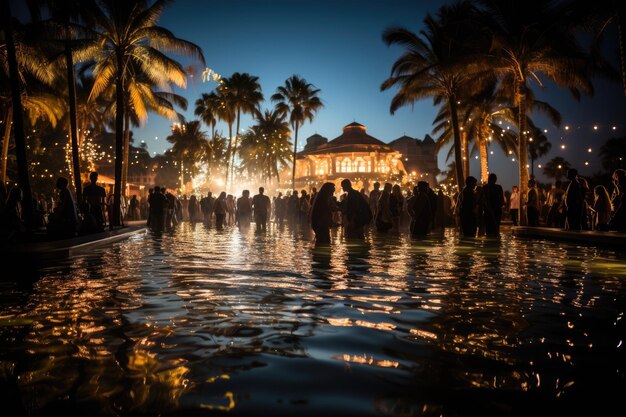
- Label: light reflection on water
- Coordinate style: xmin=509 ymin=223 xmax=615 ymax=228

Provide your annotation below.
xmin=0 ymin=224 xmax=625 ymax=416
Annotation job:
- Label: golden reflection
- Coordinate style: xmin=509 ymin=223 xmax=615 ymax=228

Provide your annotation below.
xmin=338 ymin=354 xmax=399 ymax=368
xmin=327 ymin=317 xmax=396 ymax=331
xmin=200 ymin=391 xmax=236 ymax=411
xmin=409 ymin=328 xmax=438 ymax=340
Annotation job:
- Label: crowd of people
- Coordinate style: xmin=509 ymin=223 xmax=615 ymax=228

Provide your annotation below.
xmin=1 ymin=167 xmax=625 ymax=245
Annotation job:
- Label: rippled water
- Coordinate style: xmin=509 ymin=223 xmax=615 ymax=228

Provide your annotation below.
xmin=0 ymin=224 xmax=625 ymax=416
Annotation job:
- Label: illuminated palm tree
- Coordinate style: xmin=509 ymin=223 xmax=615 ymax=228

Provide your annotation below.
xmin=166 ymin=121 xmax=210 ymax=189
xmin=194 ymin=92 xmax=220 ymax=139
xmin=220 ymin=72 xmax=263 ymax=190
xmin=478 ymin=0 xmax=594 ymax=224
xmin=0 ymin=10 xmax=57 ymax=222
xmin=381 ymin=1 xmax=485 ymax=190
xmin=32 ymin=0 xmax=99 ymax=202
xmin=87 ymin=0 xmax=204 ymax=225
xmin=239 ymin=109 xmax=292 ymax=184
xmin=271 ymin=75 xmax=323 ymax=189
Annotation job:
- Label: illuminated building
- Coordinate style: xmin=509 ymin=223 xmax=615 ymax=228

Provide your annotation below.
xmin=388 ymin=134 xmax=439 ymax=186
xmin=295 ymin=122 xmax=407 ymax=190
xmin=294 ymin=122 xmax=439 ymax=190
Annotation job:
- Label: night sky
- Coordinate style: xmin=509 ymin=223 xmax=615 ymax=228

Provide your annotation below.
xmin=21 ymin=0 xmax=626 ymax=190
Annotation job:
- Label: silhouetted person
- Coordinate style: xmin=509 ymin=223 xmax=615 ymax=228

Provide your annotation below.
xmin=148 ymin=186 xmax=167 ymax=231
xmin=368 ymin=182 xmax=381 ymax=224
xmin=527 ymin=179 xmax=540 ymax=227
xmin=509 ymin=186 xmax=520 ymax=226
xmin=609 ymin=172 xmax=626 ymax=231
xmin=592 ymin=185 xmax=612 ymax=231
xmin=310 ymin=182 xmax=336 ymax=245
xmin=376 ymin=183 xmax=393 ymax=232
xmin=482 ymin=173 xmax=505 ymax=237
xmin=201 ymin=192 xmax=214 ymax=226
xmin=252 ymin=187 xmax=271 ymax=232
xmin=564 ymin=168 xmax=583 ymax=230
xmin=340 ymin=179 xmax=372 ymax=239
xmin=78 ymin=201 xmax=100 ymax=234
xmin=459 ymin=176 xmax=478 ymax=238
xmin=409 ymin=182 xmax=431 ymax=236
xmin=188 ymin=195 xmax=199 ymax=223
xmin=213 ymin=192 xmax=227 ymax=229
xmin=83 ymin=171 xmax=106 ymax=230
xmin=237 ymin=190 xmax=252 ymax=230
xmin=47 ymin=177 xmax=78 ymax=238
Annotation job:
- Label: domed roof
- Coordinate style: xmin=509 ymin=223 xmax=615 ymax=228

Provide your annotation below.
xmin=298 ymin=122 xmax=395 ymax=156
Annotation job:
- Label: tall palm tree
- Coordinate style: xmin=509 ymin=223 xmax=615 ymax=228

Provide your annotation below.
xmin=86 ymin=0 xmax=204 ymax=226
xmin=381 ymin=1 xmax=485 ymax=191
xmin=478 ymin=0 xmax=594 ymax=224
xmin=271 ymin=75 xmax=323 ymax=189
xmin=212 ymin=86 xmax=235 ymax=185
xmin=220 ymin=72 xmax=263 ymax=190
xmin=239 ymin=109 xmax=292 ymax=184
xmin=32 ymin=0 xmax=99 ymax=202
xmin=1 ymin=5 xmax=58 ymax=226
xmin=194 ymin=92 xmax=220 ymax=139
xmin=166 ymin=120 xmax=210 ymax=190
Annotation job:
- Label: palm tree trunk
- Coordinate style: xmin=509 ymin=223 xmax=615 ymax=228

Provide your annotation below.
xmin=531 ymin=156 xmax=535 ymax=178
xmin=462 ymin=130 xmax=470 ymax=178
xmin=2 ymin=0 xmax=33 ymax=227
xmin=225 ymin=122 xmax=233 ymax=188
xmin=448 ymin=97 xmax=464 ymax=191
xmin=1 ymin=106 xmax=13 ymax=184
xmin=65 ymin=39 xmax=82 ymax=203
xmin=230 ymin=108 xmax=241 ymax=191
xmin=479 ymin=136 xmax=488 ymax=183
xmin=121 ymin=110 xmax=130 ymax=199
xmin=112 ymin=52 xmax=125 ymax=227
xmin=291 ymin=122 xmax=299 ymax=190
xmin=517 ymin=80 xmax=530 ymax=226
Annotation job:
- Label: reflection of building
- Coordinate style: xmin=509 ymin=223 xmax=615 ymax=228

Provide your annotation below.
xmin=388 ymin=134 xmax=439 ymax=186
xmin=295 ymin=122 xmax=406 ymax=190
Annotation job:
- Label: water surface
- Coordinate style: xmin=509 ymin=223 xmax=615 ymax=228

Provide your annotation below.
xmin=0 ymin=225 xmax=624 ymax=416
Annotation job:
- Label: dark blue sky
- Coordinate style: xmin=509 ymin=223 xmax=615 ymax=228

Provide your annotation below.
xmin=32 ymin=0 xmax=626 ymax=189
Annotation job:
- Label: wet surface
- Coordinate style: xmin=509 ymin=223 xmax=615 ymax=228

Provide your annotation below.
xmin=0 ymin=224 xmax=625 ymax=416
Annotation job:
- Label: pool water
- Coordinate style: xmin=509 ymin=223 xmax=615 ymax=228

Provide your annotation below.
xmin=0 ymin=224 xmax=625 ymax=416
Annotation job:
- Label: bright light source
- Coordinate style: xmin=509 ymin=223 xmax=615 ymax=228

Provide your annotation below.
xmin=561 ymin=144 xmax=566 ymax=149
xmin=538 ymin=164 xmax=542 ymax=168
xmin=565 ymin=126 xmax=570 ymax=130
xmin=588 ymin=148 xmax=592 ymax=153
xmin=593 ymin=125 xmax=598 ymax=130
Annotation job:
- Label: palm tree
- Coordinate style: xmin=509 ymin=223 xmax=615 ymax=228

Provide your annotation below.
xmin=32 ymin=0 xmax=99 ymax=203
xmin=1 ymin=4 xmax=58 ymax=226
xmin=543 ymin=156 xmax=571 ymax=181
xmin=238 ymin=109 xmax=292 ymax=184
xmin=271 ymin=75 xmax=323 ymax=189
xmin=211 ymin=87 xmax=235 ymax=185
xmin=86 ymin=0 xmax=204 ymax=226
xmin=599 ymin=136 xmax=626 ymax=172
xmin=220 ymin=72 xmax=263 ymax=190
xmin=570 ymin=0 xmax=626 ymax=95
xmin=166 ymin=121 xmax=210 ymax=191
xmin=527 ymin=128 xmax=552 ymax=178
xmin=381 ymin=2 xmax=485 ymax=190
xmin=194 ymin=92 xmax=220 ymax=139
xmin=478 ymin=0 xmax=595 ymax=224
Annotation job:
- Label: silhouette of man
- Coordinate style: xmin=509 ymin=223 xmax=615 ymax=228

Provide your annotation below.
xmin=252 ymin=187 xmax=271 ymax=232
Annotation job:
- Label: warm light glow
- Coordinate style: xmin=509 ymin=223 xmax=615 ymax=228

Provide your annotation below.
xmin=561 ymin=144 xmax=566 ymax=149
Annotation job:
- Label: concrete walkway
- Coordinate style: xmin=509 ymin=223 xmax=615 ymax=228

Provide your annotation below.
xmin=2 ymin=221 xmax=147 ymax=261
xmin=513 ymin=226 xmax=626 ymax=247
